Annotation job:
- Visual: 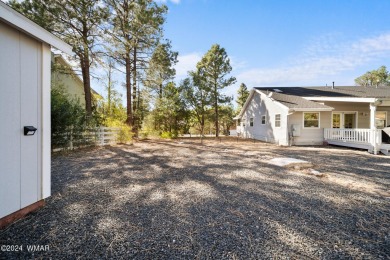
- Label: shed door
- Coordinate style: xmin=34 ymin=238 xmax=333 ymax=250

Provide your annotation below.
xmin=0 ymin=22 xmax=41 ymax=218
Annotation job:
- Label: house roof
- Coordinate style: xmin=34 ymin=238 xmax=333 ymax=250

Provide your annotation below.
xmin=255 ymin=86 xmax=390 ymax=98
xmin=235 ymin=88 xmax=333 ymax=119
xmin=258 ymin=91 xmax=333 ymax=111
xmin=0 ymin=1 xmax=72 ymax=55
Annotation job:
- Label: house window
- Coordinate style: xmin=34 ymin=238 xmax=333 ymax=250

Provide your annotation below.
xmin=250 ymin=118 xmax=254 ymax=127
xmin=304 ymin=112 xmax=320 ymax=128
xmin=375 ymin=111 xmax=387 ymax=129
xmin=261 ymin=115 xmax=266 ymax=125
xmin=275 ymin=114 xmax=281 ymax=127
xmin=332 ymin=113 xmax=341 ymax=128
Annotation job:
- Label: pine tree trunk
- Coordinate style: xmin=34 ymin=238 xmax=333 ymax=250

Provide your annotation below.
xmin=125 ymin=53 xmax=132 ymax=126
xmin=107 ymin=64 xmax=112 ymax=114
xmin=201 ymin=114 xmax=205 ymax=136
xmin=132 ymin=46 xmax=137 ymax=133
xmin=137 ymin=82 xmax=140 ymax=119
xmin=80 ymin=25 xmax=92 ymax=119
xmin=214 ymin=83 xmax=219 ymax=137
xmin=81 ymin=53 xmax=92 ymax=118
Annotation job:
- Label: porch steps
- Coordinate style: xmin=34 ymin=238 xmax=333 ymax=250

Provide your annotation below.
xmin=381 ymin=149 xmax=389 ymax=155
xmin=380 ymin=144 xmax=390 ymax=156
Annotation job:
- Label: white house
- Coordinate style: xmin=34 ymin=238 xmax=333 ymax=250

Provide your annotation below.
xmin=236 ymin=86 xmax=390 ymax=155
xmin=52 ymin=54 xmax=102 ymax=107
xmin=0 ymin=2 xmax=72 ymax=227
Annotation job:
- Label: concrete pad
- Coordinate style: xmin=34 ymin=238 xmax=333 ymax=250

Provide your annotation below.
xmin=267 ymin=157 xmax=313 ymax=169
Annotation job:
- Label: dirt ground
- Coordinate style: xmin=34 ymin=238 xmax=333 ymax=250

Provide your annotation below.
xmin=1 ymin=137 xmax=389 ymax=259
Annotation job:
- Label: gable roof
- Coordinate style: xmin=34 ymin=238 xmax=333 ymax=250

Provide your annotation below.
xmin=255 ymin=86 xmax=390 ymax=98
xmin=259 ymin=91 xmax=333 ymax=111
xmin=235 ymin=88 xmax=333 ymax=119
xmin=0 ymin=1 xmax=72 ymax=55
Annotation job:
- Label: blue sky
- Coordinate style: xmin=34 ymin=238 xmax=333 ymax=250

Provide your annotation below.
xmin=10 ymin=0 xmax=387 ymax=102
xmin=158 ymin=0 xmax=390 ymax=98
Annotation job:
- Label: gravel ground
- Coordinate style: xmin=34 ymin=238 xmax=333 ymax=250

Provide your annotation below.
xmin=1 ymin=138 xmax=389 ymax=259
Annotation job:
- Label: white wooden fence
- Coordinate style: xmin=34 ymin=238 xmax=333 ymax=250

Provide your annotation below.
xmin=96 ymin=127 xmax=121 ymax=146
xmin=53 ymin=127 xmax=120 ymax=152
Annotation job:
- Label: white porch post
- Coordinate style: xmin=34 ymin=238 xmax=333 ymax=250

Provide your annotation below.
xmin=369 ymin=103 xmax=378 ymax=154
xmin=370 ymin=103 xmax=376 ymax=130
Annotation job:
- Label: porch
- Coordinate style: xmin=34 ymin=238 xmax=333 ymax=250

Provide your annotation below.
xmin=324 ymin=128 xmax=390 ymax=155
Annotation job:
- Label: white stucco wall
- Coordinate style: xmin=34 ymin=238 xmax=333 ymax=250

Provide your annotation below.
xmin=240 ymin=92 xmax=289 ymax=145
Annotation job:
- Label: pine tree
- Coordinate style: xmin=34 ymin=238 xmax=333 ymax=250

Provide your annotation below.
xmin=105 ymin=0 xmax=167 ymax=129
xmin=146 ymin=41 xmax=178 ymax=99
xmin=8 ymin=0 xmax=58 ymax=31
xmin=236 ymin=83 xmax=249 ymax=109
xmin=355 ymin=66 xmax=390 ymax=87
xmin=181 ymin=72 xmax=210 ymax=137
xmin=9 ymin=0 xmax=109 ymax=117
xmin=196 ymin=44 xmax=236 ymax=137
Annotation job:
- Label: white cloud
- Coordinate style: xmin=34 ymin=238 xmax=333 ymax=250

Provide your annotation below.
xmin=229 ymin=56 xmax=247 ymax=70
xmin=174 ymin=52 xmax=202 ymax=79
xmin=236 ymin=32 xmax=390 ymax=87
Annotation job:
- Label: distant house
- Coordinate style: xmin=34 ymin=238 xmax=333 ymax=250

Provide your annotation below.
xmin=0 ymin=2 xmax=72 ymax=227
xmin=52 ymin=54 xmax=102 ymax=107
xmin=235 ymin=86 xmax=390 ymax=154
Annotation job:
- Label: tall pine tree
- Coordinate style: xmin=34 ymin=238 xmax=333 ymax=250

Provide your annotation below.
xmin=105 ymin=0 xmax=167 ymax=129
xmin=9 ymin=0 xmax=109 ymax=117
xmin=145 ymin=41 xmax=178 ymax=99
xmin=236 ymin=83 xmax=249 ymax=110
xmin=196 ymin=44 xmax=236 ymax=137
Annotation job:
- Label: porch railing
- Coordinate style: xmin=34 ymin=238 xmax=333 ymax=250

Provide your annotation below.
xmin=324 ymin=128 xmax=382 ymax=145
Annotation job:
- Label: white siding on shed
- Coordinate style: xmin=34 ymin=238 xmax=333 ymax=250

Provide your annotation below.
xmin=20 ymin=31 xmax=41 ymax=208
xmin=0 ymin=21 xmax=21 ymax=217
xmin=0 ymin=1 xmax=70 ymax=222
xmin=0 ymin=21 xmax=50 ymax=218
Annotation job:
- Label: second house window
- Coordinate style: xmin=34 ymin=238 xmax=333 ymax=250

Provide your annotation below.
xmin=275 ymin=114 xmax=281 ymax=127
xmin=261 ymin=115 xmax=266 ymax=124
xmin=304 ymin=112 xmax=320 ymax=128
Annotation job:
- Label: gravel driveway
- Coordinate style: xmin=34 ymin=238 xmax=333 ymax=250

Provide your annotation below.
xmin=1 ymin=138 xmax=389 ymax=259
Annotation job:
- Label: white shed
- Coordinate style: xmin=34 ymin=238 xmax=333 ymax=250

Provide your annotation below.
xmin=0 ymin=2 xmax=72 ymax=227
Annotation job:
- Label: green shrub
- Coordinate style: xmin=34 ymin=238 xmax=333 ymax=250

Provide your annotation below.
xmin=51 ymin=88 xmax=89 ymax=150
xmin=116 ymin=124 xmax=134 ymax=144
xmin=160 ymin=131 xmax=172 ymax=139
xmin=102 ymin=118 xmax=134 ymax=144
xmin=140 ymin=114 xmax=160 ymax=138
xmin=139 ymin=130 xmax=149 ymax=139
xmin=160 ymin=131 xmax=178 ymax=139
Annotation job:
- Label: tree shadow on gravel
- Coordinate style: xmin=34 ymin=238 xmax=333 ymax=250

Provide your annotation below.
xmin=1 ymin=141 xmax=389 ymax=259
